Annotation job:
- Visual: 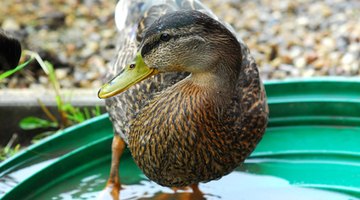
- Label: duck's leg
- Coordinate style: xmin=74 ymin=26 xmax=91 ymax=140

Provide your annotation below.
xmin=190 ymin=184 xmax=202 ymax=195
xmin=101 ymin=134 xmax=126 ymax=200
xmin=188 ymin=184 xmax=204 ymax=200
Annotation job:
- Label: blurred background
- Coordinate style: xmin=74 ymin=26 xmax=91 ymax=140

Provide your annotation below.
xmin=1 ymin=0 xmax=359 ymax=90
xmin=0 ymin=0 xmax=359 ymax=157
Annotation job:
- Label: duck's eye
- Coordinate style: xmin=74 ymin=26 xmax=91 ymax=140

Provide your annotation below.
xmin=129 ymin=64 xmax=135 ymax=69
xmin=160 ymin=33 xmax=171 ymax=42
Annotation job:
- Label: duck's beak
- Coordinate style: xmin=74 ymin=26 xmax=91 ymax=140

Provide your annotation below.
xmin=98 ymin=53 xmax=158 ymax=99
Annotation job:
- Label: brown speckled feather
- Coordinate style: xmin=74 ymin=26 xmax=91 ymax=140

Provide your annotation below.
xmin=128 ymin=39 xmax=268 ymax=186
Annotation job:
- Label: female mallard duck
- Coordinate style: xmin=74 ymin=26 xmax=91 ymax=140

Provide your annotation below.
xmin=99 ymin=0 xmax=268 ymax=199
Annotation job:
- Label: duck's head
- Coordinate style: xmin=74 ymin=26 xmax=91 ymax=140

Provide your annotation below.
xmin=98 ymin=10 xmax=241 ymax=99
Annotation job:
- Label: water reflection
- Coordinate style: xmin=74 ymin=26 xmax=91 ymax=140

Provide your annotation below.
xmin=58 ymin=171 xmax=356 ymax=200
xmin=0 ymin=158 xmax=57 ymax=197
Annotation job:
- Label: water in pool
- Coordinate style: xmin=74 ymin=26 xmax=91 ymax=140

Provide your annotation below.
xmin=29 ymin=157 xmax=357 ymax=200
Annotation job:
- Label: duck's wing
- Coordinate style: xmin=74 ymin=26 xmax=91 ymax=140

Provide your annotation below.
xmin=106 ymin=0 xmax=212 ymax=142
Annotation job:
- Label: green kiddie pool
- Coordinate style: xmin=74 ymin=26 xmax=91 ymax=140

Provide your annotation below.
xmin=1 ymin=78 xmax=359 ymax=200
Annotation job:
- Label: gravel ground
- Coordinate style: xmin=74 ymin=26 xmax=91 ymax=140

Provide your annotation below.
xmin=1 ymin=0 xmax=359 ymax=89
xmin=205 ymin=0 xmax=360 ymax=79
xmin=1 ymin=0 xmax=117 ymax=89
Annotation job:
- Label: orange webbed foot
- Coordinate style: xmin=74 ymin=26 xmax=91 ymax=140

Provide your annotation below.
xmin=97 ymin=135 xmax=126 ymax=200
xmin=97 ymin=181 xmax=120 ymax=200
xmin=154 ymin=184 xmax=204 ymax=200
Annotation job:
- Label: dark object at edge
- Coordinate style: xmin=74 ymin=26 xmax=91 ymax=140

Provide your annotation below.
xmin=0 ymin=30 xmax=22 ymax=70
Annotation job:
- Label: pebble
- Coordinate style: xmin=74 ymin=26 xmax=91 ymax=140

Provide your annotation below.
xmin=86 ymin=71 xmax=100 ymax=80
xmin=302 ymin=69 xmax=316 ymax=77
xmin=101 ymin=29 xmax=115 ymax=39
xmin=305 ymin=52 xmax=318 ymax=64
xmin=55 ymin=68 xmax=68 ymax=80
xmin=294 ymin=57 xmax=307 ymax=69
xmin=80 ymin=42 xmax=100 ymax=58
xmin=38 ymin=76 xmax=48 ymax=85
xmin=38 ymin=11 xmax=66 ymax=29
xmin=1 ymin=18 xmax=20 ymax=31
xmin=341 ymin=53 xmax=355 ymax=65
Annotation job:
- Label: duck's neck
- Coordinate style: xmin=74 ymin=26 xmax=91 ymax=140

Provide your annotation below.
xmin=188 ymin=72 xmax=232 ymax=95
xmin=164 ymin=71 xmax=235 ymax=111
xmin=187 ymin=60 xmax=240 ymax=95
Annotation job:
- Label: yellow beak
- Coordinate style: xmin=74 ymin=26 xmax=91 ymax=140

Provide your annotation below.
xmin=98 ymin=53 xmax=158 ymax=99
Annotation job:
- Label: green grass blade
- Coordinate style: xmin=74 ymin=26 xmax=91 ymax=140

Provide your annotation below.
xmin=0 ymin=56 xmax=34 ymax=80
xmin=92 ymin=105 xmax=101 ymax=116
xmin=83 ymin=108 xmax=90 ymax=120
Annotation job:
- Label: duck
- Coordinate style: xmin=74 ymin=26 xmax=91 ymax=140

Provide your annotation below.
xmin=98 ymin=0 xmax=268 ymax=199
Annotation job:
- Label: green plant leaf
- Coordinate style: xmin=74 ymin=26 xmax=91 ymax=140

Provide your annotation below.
xmin=92 ymin=105 xmax=101 ymax=116
xmin=19 ymin=117 xmax=58 ymax=130
xmin=0 ymin=56 xmax=34 ymax=80
xmin=83 ymin=107 xmax=90 ymax=120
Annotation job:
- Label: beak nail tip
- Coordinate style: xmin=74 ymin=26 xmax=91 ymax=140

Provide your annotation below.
xmin=97 ymin=89 xmax=104 ymax=99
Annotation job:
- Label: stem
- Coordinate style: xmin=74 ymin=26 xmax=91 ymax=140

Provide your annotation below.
xmin=5 ymin=134 xmax=18 ymax=149
xmin=24 ymin=50 xmax=70 ymax=127
xmin=23 ymin=50 xmax=49 ymax=74
xmin=37 ymin=99 xmax=58 ymax=124
xmin=48 ymin=62 xmax=69 ymax=128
